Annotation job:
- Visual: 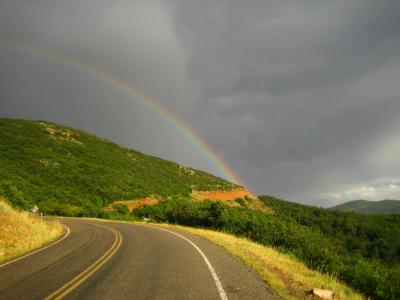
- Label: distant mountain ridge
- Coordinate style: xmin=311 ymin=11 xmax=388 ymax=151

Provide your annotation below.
xmin=329 ymin=199 xmax=400 ymax=214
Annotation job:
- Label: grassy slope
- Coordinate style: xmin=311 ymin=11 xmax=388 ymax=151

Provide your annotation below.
xmin=0 ymin=198 xmax=63 ymax=264
xmin=0 ymin=119 xmax=239 ymax=214
xmin=330 ymin=199 xmax=400 ymax=214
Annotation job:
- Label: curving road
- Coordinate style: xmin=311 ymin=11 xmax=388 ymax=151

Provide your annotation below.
xmin=0 ymin=218 xmax=279 ymax=300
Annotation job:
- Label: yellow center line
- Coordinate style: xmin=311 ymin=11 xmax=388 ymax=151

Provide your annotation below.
xmin=44 ymin=223 xmax=123 ymax=300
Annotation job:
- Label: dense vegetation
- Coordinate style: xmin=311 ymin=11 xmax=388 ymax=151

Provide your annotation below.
xmin=0 ymin=119 xmax=238 ymax=214
xmin=330 ymin=199 xmax=400 ymax=214
xmin=133 ymin=196 xmax=400 ymax=299
xmin=263 ymin=196 xmax=400 ymax=298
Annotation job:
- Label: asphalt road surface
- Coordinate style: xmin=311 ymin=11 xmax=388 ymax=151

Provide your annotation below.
xmin=0 ymin=218 xmax=279 ymax=300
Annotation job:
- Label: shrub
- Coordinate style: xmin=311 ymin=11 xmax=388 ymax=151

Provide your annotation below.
xmin=112 ymin=203 xmax=129 ymax=215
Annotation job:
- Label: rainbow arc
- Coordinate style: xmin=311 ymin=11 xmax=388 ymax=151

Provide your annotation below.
xmin=0 ymin=39 xmax=243 ymax=185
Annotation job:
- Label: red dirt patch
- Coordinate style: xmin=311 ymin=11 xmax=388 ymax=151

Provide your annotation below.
xmin=191 ymin=188 xmax=255 ymax=201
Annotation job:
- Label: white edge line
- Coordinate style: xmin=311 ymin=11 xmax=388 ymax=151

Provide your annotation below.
xmin=0 ymin=224 xmax=71 ymax=268
xmin=141 ymin=224 xmax=228 ymax=300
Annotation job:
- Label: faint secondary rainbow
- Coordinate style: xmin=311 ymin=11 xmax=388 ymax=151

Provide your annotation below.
xmin=0 ymin=39 xmax=243 ymax=185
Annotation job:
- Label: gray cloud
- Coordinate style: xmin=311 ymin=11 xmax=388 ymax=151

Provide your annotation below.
xmin=1 ymin=0 xmax=400 ymax=205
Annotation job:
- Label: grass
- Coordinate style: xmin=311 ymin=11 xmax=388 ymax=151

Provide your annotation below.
xmin=0 ymin=198 xmax=63 ymax=264
xmin=158 ymin=224 xmax=363 ymax=300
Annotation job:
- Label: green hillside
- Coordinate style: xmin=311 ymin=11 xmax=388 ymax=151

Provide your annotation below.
xmin=0 ymin=119 xmax=239 ymax=214
xmin=330 ymin=199 xmax=400 ymax=214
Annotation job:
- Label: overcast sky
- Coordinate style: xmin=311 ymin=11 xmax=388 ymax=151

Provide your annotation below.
xmin=1 ymin=0 xmax=400 ymax=206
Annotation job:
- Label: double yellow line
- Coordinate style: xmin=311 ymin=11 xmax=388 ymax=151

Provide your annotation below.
xmin=45 ymin=224 xmax=123 ymax=300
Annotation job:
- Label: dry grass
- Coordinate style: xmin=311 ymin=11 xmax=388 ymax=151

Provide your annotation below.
xmin=159 ymin=224 xmax=364 ymax=300
xmin=0 ymin=198 xmax=63 ymax=264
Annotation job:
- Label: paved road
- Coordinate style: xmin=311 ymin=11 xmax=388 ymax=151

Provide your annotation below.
xmin=0 ymin=218 xmax=279 ymax=300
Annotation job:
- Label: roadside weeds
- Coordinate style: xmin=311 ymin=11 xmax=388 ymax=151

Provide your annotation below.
xmin=157 ymin=224 xmax=363 ymax=300
xmin=0 ymin=199 xmax=63 ymax=264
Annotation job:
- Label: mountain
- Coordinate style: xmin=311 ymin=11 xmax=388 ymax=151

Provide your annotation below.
xmin=329 ymin=199 xmax=400 ymax=214
xmin=0 ymin=119 xmax=241 ymax=215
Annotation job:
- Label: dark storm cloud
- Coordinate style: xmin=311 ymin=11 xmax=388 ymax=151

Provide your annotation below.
xmin=173 ymin=0 xmax=400 ymax=204
xmin=1 ymin=0 xmax=400 ymax=205
xmin=0 ymin=0 xmax=194 ymax=113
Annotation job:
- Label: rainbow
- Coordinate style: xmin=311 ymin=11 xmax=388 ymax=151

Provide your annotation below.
xmin=0 ymin=39 xmax=243 ymax=185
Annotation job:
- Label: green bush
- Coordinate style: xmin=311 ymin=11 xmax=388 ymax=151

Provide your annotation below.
xmin=112 ymin=203 xmax=129 ymax=215
xmin=0 ymin=181 xmax=29 ymax=209
xmin=234 ymin=197 xmax=246 ymax=207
